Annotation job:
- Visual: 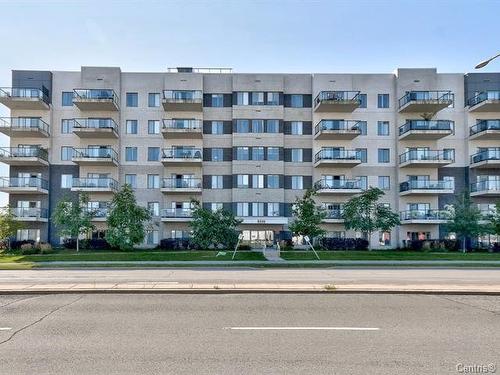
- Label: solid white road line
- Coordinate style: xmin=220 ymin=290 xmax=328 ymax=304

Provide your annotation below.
xmin=225 ymin=327 xmax=380 ymax=331
xmin=0 ymin=327 xmax=12 ymax=331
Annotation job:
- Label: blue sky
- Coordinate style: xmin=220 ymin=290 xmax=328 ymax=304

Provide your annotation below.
xmin=1 ymin=0 xmax=499 ymax=204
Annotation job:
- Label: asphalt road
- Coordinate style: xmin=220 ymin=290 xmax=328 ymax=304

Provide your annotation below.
xmin=0 ymin=294 xmax=498 ymax=374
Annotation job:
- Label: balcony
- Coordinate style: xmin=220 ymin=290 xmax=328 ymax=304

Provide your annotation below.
xmin=471 ymin=180 xmax=500 ymax=197
xmin=162 ymin=90 xmax=203 ymax=111
xmin=161 ymin=148 xmax=203 ymax=166
xmin=314 ymin=149 xmax=362 ymax=168
xmin=0 ymin=87 xmax=50 ymax=110
xmin=73 ymin=118 xmax=118 ymax=139
xmin=323 ymin=209 xmax=344 ymax=223
xmin=399 ymin=180 xmax=454 ymax=196
xmin=400 ymin=209 xmax=450 ymax=224
xmin=160 ymin=208 xmax=193 ymax=222
xmin=0 ymin=147 xmax=48 ymax=166
xmin=84 ymin=206 xmax=109 ymax=221
xmin=0 ymin=117 xmax=49 ymax=138
xmin=469 ymin=120 xmax=500 ymax=140
xmin=398 ymin=91 xmax=453 ymax=113
xmin=467 ymin=91 xmax=500 ymax=112
xmin=398 ymin=120 xmax=453 ymax=140
xmin=314 ymin=120 xmax=362 ymax=140
xmin=72 ymin=148 xmax=119 ymax=166
xmin=161 ymin=119 xmax=203 ymax=139
xmin=0 ymin=177 xmax=48 ymax=194
xmin=470 ymin=149 xmax=500 ymax=169
xmin=313 ymin=91 xmax=361 ymax=112
xmin=314 ymin=178 xmax=362 ymax=194
xmin=161 ymin=178 xmax=202 ymax=194
xmin=71 ymin=178 xmax=119 ymax=193
xmin=73 ymin=89 xmax=119 ymax=111
xmin=3 ymin=207 xmax=49 ymax=222
xmin=399 ymin=150 xmax=453 ymax=168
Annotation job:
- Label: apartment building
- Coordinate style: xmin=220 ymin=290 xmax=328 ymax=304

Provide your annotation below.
xmin=0 ymin=67 xmax=498 ymax=249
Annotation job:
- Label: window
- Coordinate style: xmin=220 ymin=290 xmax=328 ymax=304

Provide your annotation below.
xmin=267 ymin=203 xmax=280 ymax=217
xmin=17 ymin=229 xmax=40 ymax=242
xmin=379 ymin=231 xmax=391 ymax=246
xmin=147 ymin=174 xmax=159 ymax=189
xmin=267 ymin=147 xmax=280 ymax=161
xmin=358 ymin=94 xmax=367 ymax=108
xmin=148 ymin=93 xmax=160 ymax=107
xmin=126 ymin=92 xmax=138 ymax=107
xmin=211 ymin=121 xmax=224 ymax=135
xmin=237 ymin=202 xmax=249 ymax=216
xmin=237 ymin=175 xmax=249 ymax=188
xmin=61 ymin=146 xmax=73 ymax=161
xmin=125 ymin=147 xmax=138 ymax=161
xmin=267 ymin=175 xmax=279 ymax=188
xmin=378 ymin=148 xmax=390 ymax=163
xmin=290 ymin=95 xmax=303 ymax=108
xmin=211 ymin=148 xmax=223 ymax=161
xmin=357 ymin=148 xmax=367 ymax=163
xmin=126 ymin=120 xmax=138 ymax=134
xmin=377 ymin=94 xmax=389 ymax=108
xmin=147 ymin=202 xmax=160 ymax=217
xmin=291 ymin=176 xmax=303 ymax=190
xmin=145 ymin=230 xmax=159 ymax=245
xmin=148 ymin=120 xmax=160 ymax=134
xmin=358 ymin=176 xmax=368 ymax=190
xmin=267 ymin=92 xmax=280 ymax=105
xmin=252 ymin=175 xmax=264 ymax=189
xmin=211 ymin=94 xmax=224 ymax=107
xmin=357 ymin=121 xmax=367 ymax=135
xmin=291 ymin=121 xmax=303 ymax=135
xmin=236 ymin=92 xmax=249 ymax=105
xmin=61 ymin=119 xmax=73 ymax=134
xmin=252 ymin=147 xmax=264 ymax=161
xmin=252 ymin=202 xmax=265 ymax=216
xmin=266 ymin=120 xmax=279 ymax=133
xmin=147 ymin=147 xmax=160 ymax=161
xmin=62 ymin=92 xmax=73 ymax=106
xmin=291 ymin=149 xmax=303 ymax=162
xmin=211 ymin=175 xmax=223 ymax=189
xmin=236 ymin=147 xmax=249 ymax=160
xmin=252 ymin=119 xmax=264 ymax=133
xmin=443 ymin=148 xmax=455 ymax=161
xmin=61 ymin=174 xmax=72 ymax=188
xmin=251 ymin=92 xmax=265 ymax=105
xmin=211 ymin=203 xmax=223 ymax=212
xmin=377 ymin=121 xmax=389 ymax=136
xmin=378 ymin=176 xmax=390 ymax=190
xmin=125 ymin=174 xmax=137 ymax=188
xmin=236 ymin=119 xmax=249 ymax=133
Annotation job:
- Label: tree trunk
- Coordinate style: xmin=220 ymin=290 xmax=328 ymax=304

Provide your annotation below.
xmin=462 ymin=237 xmax=466 ymax=253
xmin=367 ymin=232 xmax=372 ymax=251
xmin=76 ymin=237 xmax=79 ymax=253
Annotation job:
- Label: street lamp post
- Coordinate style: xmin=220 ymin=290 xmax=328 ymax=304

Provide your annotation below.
xmin=475 ymin=53 xmax=500 ymax=69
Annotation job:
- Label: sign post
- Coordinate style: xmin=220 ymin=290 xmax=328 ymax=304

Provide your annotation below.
xmin=304 ymin=235 xmax=320 ymax=260
xmin=232 ymin=233 xmax=244 ymax=260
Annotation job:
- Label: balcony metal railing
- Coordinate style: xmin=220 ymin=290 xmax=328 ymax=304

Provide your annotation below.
xmin=162 ymin=178 xmax=202 ymax=189
xmin=314 ymin=179 xmax=361 ymax=190
xmin=398 ymin=120 xmax=454 ymax=135
xmin=162 ymin=148 xmax=203 ymax=160
xmin=399 ymin=180 xmax=454 ymax=192
xmin=471 ymin=148 xmax=500 ymax=164
xmin=314 ymin=91 xmax=361 ymax=107
xmin=72 ymin=147 xmax=118 ymax=162
xmin=0 ymin=147 xmax=48 ymax=161
xmin=399 ymin=150 xmax=453 ymax=164
xmin=73 ymin=118 xmax=118 ymax=131
xmin=398 ymin=91 xmax=453 ymax=108
xmin=400 ymin=209 xmax=450 ymax=221
xmin=73 ymin=89 xmax=119 ymax=106
xmin=0 ymin=177 xmax=48 ymax=190
xmin=0 ymin=87 xmax=49 ymax=103
xmin=0 ymin=117 xmax=50 ymax=134
xmin=470 ymin=120 xmax=500 ymax=136
xmin=4 ymin=207 xmax=49 ymax=219
xmin=324 ymin=209 xmax=344 ymax=220
xmin=72 ymin=178 xmax=118 ymax=190
xmin=471 ymin=180 xmax=500 ymax=193
xmin=162 ymin=119 xmax=202 ymax=130
xmin=315 ymin=149 xmax=360 ymax=163
xmin=467 ymin=91 xmax=500 ymax=107
xmin=314 ymin=120 xmax=361 ymax=134
xmin=163 ymin=90 xmax=203 ymax=102
xmin=161 ymin=208 xmax=193 ymax=218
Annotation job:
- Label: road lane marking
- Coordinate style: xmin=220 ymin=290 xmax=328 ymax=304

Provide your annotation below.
xmin=0 ymin=328 xmax=12 ymax=331
xmin=225 ymin=327 xmax=380 ymax=331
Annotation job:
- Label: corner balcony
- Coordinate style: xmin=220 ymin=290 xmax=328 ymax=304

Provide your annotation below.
xmin=73 ymin=89 xmax=119 ymax=111
xmin=73 ymin=118 xmax=118 ymax=139
xmin=469 ymin=120 xmax=500 ymax=140
xmin=161 ymin=178 xmax=202 ymax=194
xmin=398 ymin=91 xmax=453 ymax=113
xmin=314 ymin=149 xmax=362 ymax=168
xmin=161 ymin=148 xmax=202 ymax=166
xmin=470 ymin=149 xmax=500 ymax=169
xmin=162 ymin=90 xmax=203 ymax=112
xmin=398 ymin=120 xmax=453 ymax=140
xmin=160 ymin=208 xmax=193 ymax=222
xmin=161 ymin=119 xmax=203 ymax=139
xmin=399 ymin=180 xmax=454 ymax=196
xmin=467 ymin=91 xmax=500 ymax=112
xmin=0 ymin=147 xmax=48 ymax=166
xmin=471 ymin=180 xmax=500 ymax=197
xmin=72 ymin=147 xmax=118 ymax=166
xmin=314 ymin=178 xmax=362 ymax=194
xmin=0 ymin=87 xmax=50 ymax=110
xmin=0 ymin=177 xmax=48 ymax=194
xmin=323 ymin=209 xmax=344 ymax=223
xmin=0 ymin=117 xmax=49 ymax=138
xmin=400 ymin=209 xmax=450 ymax=224
xmin=71 ymin=177 xmax=119 ymax=193
xmin=314 ymin=120 xmax=362 ymax=140
xmin=313 ymin=91 xmax=361 ymax=112
xmin=5 ymin=207 xmax=49 ymax=222
xmin=399 ymin=150 xmax=453 ymax=168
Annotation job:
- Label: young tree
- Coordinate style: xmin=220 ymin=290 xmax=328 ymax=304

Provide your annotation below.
xmin=105 ymin=184 xmax=151 ymax=250
xmin=445 ymin=191 xmax=491 ymax=252
xmin=342 ymin=187 xmax=400 ymax=250
xmin=490 ymin=201 xmax=500 ymax=237
xmin=289 ymin=188 xmax=326 ymax=241
xmin=52 ymin=193 xmax=94 ymax=252
xmin=190 ymin=200 xmax=242 ymax=249
xmin=0 ymin=206 xmax=24 ymax=250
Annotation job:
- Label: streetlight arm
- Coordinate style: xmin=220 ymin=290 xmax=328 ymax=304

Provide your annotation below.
xmin=475 ymin=53 xmax=500 ymax=69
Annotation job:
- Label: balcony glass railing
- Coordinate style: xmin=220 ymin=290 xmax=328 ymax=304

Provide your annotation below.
xmin=162 ymin=148 xmax=202 ymax=160
xmin=399 ymin=150 xmax=453 ymax=164
xmin=471 ymin=180 xmax=500 ymax=192
xmin=470 ymin=120 xmax=500 ymax=136
xmin=324 ymin=209 xmax=344 ymax=219
xmin=398 ymin=91 xmax=453 ymax=108
xmin=399 ymin=120 xmax=454 ymax=135
xmin=314 ymin=179 xmax=361 ymax=190
xmin=467 ymin=91 xmax=500 ymax=107
xmin=0 ymin=87 xmax=49 ymax=103
xmin=0 ymin=147 xmax=48 ymax=161
xmin=73 ymin=118 xmax=118 ymax=131
xmin=84 ymin=206 xmax=109 ymax=218
xmin=314 ymin=120 xmax=361 ymax=134
xmin=315 ymin=149 xmax=360 ymax=163
xmin=0 ymin=117 xmax=50 ymax=134
xmin=163 ymin=90 xmax=203 ymax=102
xmin=8 ymin=207 xmax=49 ymax=219
xmin=72 ymin=148 xmax=118 ymax=162
xmin=71 ymin=178 xmax=118 ymax=190
xmin=471 ymin=149 xmax=500 ymax=164
xmin=161 ymin=208 xmax=193 ymax=218
xmin=314 ymin=91 xmax=361 ymax=106
xmin=0 ymin=177 xmax=48 ymax=190
xmin=73 ymin=89 xmax=119 ymax=106
xmin=399 ymin=180 xmax=453 ymax=192
xmin=162 ymin=119 xmax=202 ymax=130
xmin=162 ymin=178 xmax=202 ymax=189
xmin=400 ymin=209 xmax=450 ymax=221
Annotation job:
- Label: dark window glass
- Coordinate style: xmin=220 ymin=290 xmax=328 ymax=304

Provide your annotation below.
xmin=126 ymin=93 xmax=138 ymax=107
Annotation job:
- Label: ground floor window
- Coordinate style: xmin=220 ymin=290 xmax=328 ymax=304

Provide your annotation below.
xmin=170 ymin=230 xmax=191 ymax=239
xmin=379 ymin=231 xmax=391 ymax=246
xmin=325 ymin=231 xmax=345 ymax=239
xmin=407 ymin=232 xmax=430 ymax=241
xmin=242 ymin=230 xmax=274 ymax=244
xmin=145 ymin=230 xmax=159 ymax=245
xmin=17 ymin=229 xmax=40 ymax=242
